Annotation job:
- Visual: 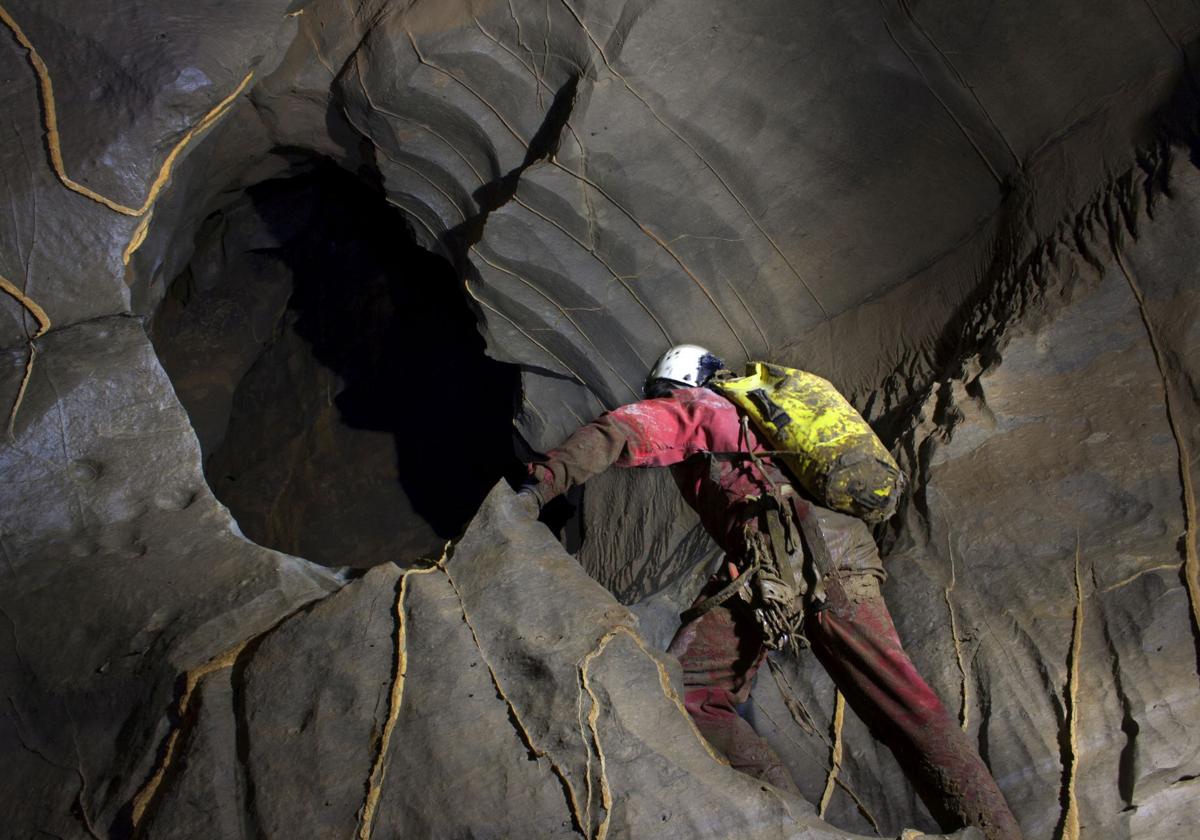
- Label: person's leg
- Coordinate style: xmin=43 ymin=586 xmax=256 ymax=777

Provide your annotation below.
xmin=681 ymin=683 xmax=798 ymax=792
xmin=668 ymin=584 xmax=799 ymax=792
xmin=807 ymin=573 xmax=1022 ymax=840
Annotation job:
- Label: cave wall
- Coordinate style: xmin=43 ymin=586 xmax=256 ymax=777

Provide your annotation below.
xmin=749 ymin=153 xmax=1200 ymax=838
xmin=0 ymin=317 xmax=343 ymax=837
xmin=2 ymin=0 xmax=1199 ymax=837
xmin=577 ymin=154 xmax=1200 ymax=837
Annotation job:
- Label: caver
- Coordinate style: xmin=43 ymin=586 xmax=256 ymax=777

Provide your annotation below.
xmin=519 ymin=344 xmax=1022 ymax=840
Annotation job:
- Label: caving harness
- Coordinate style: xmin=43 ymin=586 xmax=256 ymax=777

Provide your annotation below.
xmin=680 ymin=416 xmax=833 ymax=654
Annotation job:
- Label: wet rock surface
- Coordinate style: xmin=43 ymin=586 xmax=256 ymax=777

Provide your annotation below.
xmin=1 ymin=0 xmax=1199 ymax=837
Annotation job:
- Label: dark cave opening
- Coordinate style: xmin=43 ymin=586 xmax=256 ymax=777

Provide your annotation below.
xmin=151 ymin=160 xmax=523 ymax=568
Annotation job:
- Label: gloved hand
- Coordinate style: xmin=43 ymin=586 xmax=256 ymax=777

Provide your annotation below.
xmin=514 ymin=486 xmax=542 ymax=519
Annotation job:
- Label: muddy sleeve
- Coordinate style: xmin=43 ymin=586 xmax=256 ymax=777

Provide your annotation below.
xmin=526 ymin=396 xmax=711 ymax=504
xmin=526 ymin=415 xmax=639 ymax=505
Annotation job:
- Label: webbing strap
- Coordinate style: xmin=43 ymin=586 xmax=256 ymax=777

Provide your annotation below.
xmin=765 ymin=495 xmax=798 ymax=593
xmin=740 ymin=414 xmax=779 ymax=492
xmin=677 ymin=489 xmax=832 ymax=634
xmin=678 ymin=558 xmax=761 ymax=625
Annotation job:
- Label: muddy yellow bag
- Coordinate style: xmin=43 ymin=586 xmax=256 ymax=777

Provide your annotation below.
xmin=713 ymin=362 xmax=903 ymax=523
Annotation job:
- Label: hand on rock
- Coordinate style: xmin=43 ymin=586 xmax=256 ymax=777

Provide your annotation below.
xmin=514 ymin=487 xmax=542 ymax=519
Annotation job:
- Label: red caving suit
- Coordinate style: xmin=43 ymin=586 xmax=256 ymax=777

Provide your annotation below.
xmin=527 ymin=386 xmax=1021 ymax=840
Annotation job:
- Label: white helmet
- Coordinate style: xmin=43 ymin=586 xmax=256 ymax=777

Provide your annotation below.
xmin=645 ymin=344 xmax=723 ymax=395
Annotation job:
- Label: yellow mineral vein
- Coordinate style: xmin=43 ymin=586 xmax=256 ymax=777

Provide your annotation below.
xmin=579 ymin=629 xmax=618 ymax=840
xmin=128 ymin=640 xmax=249 ymax=830
xmin=612 ymin=625 xmax=728 ymax=767
xmin=5 ymin=339 xmax=37 ymax=439
xmin=1058 ymin=539 xmax=1085 ymax=840
xmin=0 ymin=4 xmax=251 ymax=224
xmin=944 ymin=525 xmax=970 ymax=731
xmin=818 ymin=689 xmax=845 ymax=819
xmin=758 ymin=673 xmax=881 ymax=834
xmin=1 ymin=271 xmax=51 ymax=438
xmin=356 ymin=565 xmax=439 ymax=840
xmin=574 ymin=661 xmax=596 ymax=833
xmin=0 ymin=273 xmax=50 ymax=335
xmin=1116 ymin=252 xmax=1200 ymax=672
xmin=577 ymin=623 xmax=737 ymax=840
xmin=122 ymin=210 xmax=154 ymax=266
xmin=1102 ymin=562 xmax=1177 ymax=593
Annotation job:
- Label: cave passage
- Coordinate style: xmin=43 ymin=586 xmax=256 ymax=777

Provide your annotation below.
xmin=153 ymin=160 xmax=523 ymax=568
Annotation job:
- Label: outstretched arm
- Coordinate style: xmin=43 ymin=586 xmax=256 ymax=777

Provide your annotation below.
xmin=525 ymin=414 xmax=637 ymax=507
xmin=524 ymin=392 xmax=715 ymax=507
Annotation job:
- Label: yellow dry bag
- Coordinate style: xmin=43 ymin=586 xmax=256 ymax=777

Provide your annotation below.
xmin=713 ymin=362 xmax=904 ymax=523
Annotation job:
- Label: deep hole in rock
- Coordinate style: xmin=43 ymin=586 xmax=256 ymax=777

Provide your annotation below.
xmin=151 ymin=159 xmax=523 ymax=568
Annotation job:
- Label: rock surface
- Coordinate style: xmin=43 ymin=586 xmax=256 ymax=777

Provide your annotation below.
xmin=135 ymin=484 xmax=915 ymax=840
xmin=1 ymin=0 xmax=1199 ymax=838
xmin=0 ymin=317 xmax=342 ymax=837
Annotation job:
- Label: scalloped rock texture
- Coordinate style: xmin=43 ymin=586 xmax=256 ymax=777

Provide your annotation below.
xmin=2 ymin=1 xmax=1199 ymax=838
